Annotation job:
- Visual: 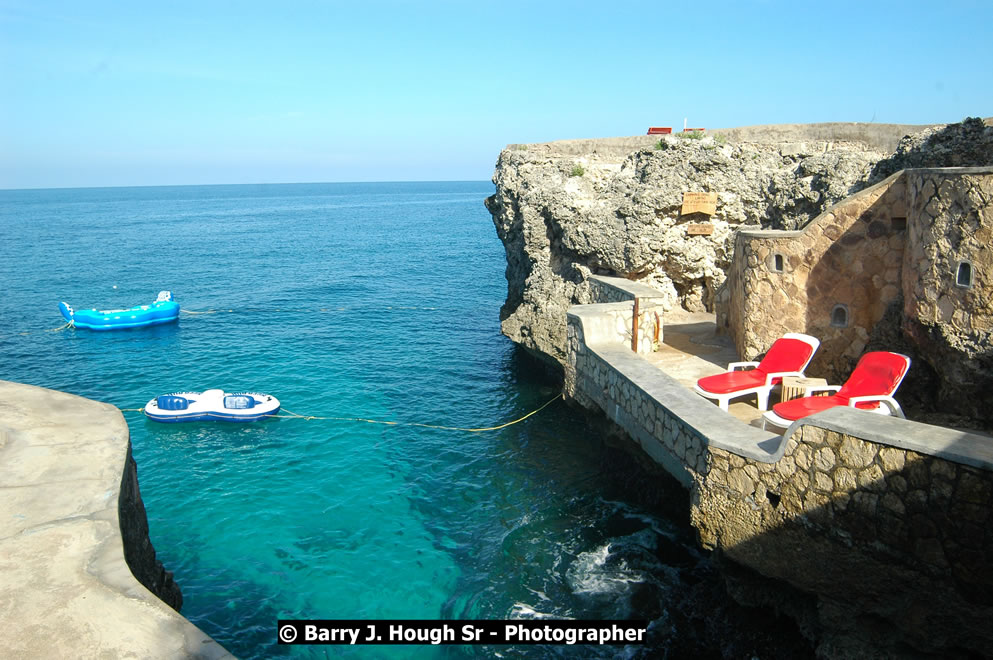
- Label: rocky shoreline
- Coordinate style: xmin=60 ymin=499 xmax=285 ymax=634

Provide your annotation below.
xmin=485 ymin=118 xmax=993 ymax=658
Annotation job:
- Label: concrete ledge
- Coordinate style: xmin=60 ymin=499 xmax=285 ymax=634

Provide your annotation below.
xmin=785 ymin=406 xmax=993 ymax=471
xmin=568 ymin=302 xmax=633 ymax=344
xmin=0 ymin=380 xmax=232 ymax=659
xmin=589 ymin=274 xmax=669 ymax=302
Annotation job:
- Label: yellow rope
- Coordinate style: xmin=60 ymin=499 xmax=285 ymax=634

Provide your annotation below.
xmin=118 ymin=394 xmax=563 ymax=432
xmin=12 ymin=321 xmax=72 ymax=335
xmin=275 ymin=394 xmax=562 ymax=432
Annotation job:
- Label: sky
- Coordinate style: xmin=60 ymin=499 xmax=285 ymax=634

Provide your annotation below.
xmin=1 ymin=0 xmax=991 ymax=189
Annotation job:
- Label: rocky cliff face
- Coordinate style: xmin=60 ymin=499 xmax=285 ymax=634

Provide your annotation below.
xmin=486 ymin=119 xmax=992 ymax=371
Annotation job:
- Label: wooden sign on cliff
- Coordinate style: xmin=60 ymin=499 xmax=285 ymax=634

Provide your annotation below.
xmin=681 ymin=192 xmax=718 ymax=216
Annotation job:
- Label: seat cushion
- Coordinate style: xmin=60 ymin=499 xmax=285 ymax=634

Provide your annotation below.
xmin=156 ymin=395 xmax=189 ymax=411
xmin=697 ymin=369 xmax=766 ymax=395
xmin=771 ymin=394 xmax=843 ymax=421
xmin=223 ymin=395 xmax=256 ymax=410
xmin=771 ymin=392 xmax=883 ymax=421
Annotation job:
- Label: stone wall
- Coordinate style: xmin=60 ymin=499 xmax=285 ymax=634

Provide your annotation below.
xmin=565 ymin=305 xmax=789 ymax=486
xmin=718 ymin=166 xmax=993 ymax=414
xmin=719 ymin=171 xmax=908 ymax=381
xmin=564 ymin=305 xmax=993 ymax=658
xmin=587 ymin=275 xmax=668 ymax=353
xmin=902 ymin=168 xmax=993 ymax=418
xmin=695 ymin=415 xmax=993 ymax=657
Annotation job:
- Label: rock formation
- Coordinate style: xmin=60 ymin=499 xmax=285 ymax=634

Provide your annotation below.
xmin=485 ymin=119 xmax=993 ymax=374
xmin=488 ymin=119 xmax=993 ymax=657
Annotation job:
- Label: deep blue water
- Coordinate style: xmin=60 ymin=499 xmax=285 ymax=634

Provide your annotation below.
xmin=0 ymin=182 xmax=705 ymax=658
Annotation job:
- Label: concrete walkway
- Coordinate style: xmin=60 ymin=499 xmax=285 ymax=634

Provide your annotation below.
xmin=0 ymin=380 xmax=232 ymax=659
xmin=644 ymin=311 xmax=771 ymax=428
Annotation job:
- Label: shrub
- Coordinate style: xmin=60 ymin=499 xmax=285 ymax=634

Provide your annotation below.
xmin=570 ymin=164 xmax=585 ymax=177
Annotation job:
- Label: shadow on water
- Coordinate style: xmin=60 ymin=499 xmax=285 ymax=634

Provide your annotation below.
xmin=404 ymin=346 xmax=817 ymax=659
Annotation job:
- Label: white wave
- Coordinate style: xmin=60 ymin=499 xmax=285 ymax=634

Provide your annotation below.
xmin=509 ymin=603 xmax=567 ymax=619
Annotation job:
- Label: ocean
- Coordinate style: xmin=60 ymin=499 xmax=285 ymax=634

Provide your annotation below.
xmin=0 ymin=182 xmax=771 ymax=658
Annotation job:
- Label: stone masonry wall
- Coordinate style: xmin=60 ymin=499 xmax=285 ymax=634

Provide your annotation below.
xmin=694 ymin=422 xmax=993 ymax=656
xmin=719 ymin=171 xmax=908 ymax=382
xmin=902 ymin=168 xmax=993 ymax=417
xmin=566 ymin=317 xmax=710 ymax=486
xmin=719 ymin=166 xmax=993 ymax=416
xmin=588 ymin=275 xmax=668 ymax=354
xmin=564 ymin=306 xmax=993 ymax=658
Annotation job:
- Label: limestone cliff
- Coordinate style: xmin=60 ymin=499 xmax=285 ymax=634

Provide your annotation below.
xmin=485 ymin=120 xmax=990 ymax=370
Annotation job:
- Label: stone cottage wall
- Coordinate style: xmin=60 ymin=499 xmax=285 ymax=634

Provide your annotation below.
xmin=720 ymin=166 xmax=993 ymax=408
xmin=902 ymin=168 xmax=993 ymax=417
xmin=719 ymin=171 xmax=908 ymax=381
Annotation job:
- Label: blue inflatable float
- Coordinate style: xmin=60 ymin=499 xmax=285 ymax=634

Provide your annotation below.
xmin=59 ymin=290 xmax=180 ymax=330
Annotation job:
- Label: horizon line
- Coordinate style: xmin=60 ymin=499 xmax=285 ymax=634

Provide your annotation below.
xmin=0 ymin=179 xmax=494 ymax=194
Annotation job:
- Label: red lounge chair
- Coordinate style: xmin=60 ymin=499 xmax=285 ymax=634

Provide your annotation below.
xmin=694 ymin=333 xmax=820 ymax=412
xmin=762 ymin=351 xmax=911 ymax=429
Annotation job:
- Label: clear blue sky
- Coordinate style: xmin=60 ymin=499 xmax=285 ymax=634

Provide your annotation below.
xmin=2 ymin=0 xmax=991 ymax=189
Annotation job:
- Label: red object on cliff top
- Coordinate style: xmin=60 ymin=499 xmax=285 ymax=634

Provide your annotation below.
xmin=647 ymin=127 xmax=672 ymax=135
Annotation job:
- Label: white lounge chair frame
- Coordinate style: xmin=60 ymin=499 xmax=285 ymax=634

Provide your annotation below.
xmin=693 ymin=333 xmax=820 ymax=412
xmin=762 ymin=353 xmax=911 ymax=430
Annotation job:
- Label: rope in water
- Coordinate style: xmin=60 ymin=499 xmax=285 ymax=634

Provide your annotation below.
xmin=117 ymin=394 xmax=563 ymax=433
xmin=11 ymin=321 xmax=72 ymax=336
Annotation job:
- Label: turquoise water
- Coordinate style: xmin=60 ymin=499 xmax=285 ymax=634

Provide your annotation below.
xmin=0 ymin=183 xmax=704 ymax=658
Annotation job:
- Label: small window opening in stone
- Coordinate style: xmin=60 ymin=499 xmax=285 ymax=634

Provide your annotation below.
xmin=891 ymin=217 xmax=907 ymax=231
xmin=773 ymin=254 xmax=784 ymax=272
xmin=768 ymin=492 xmax=781 ymax=508
xmin=956 ymin=261 xmax=973 ymax=288
xmin=831 ymin=304 xmax=849 ymax=328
